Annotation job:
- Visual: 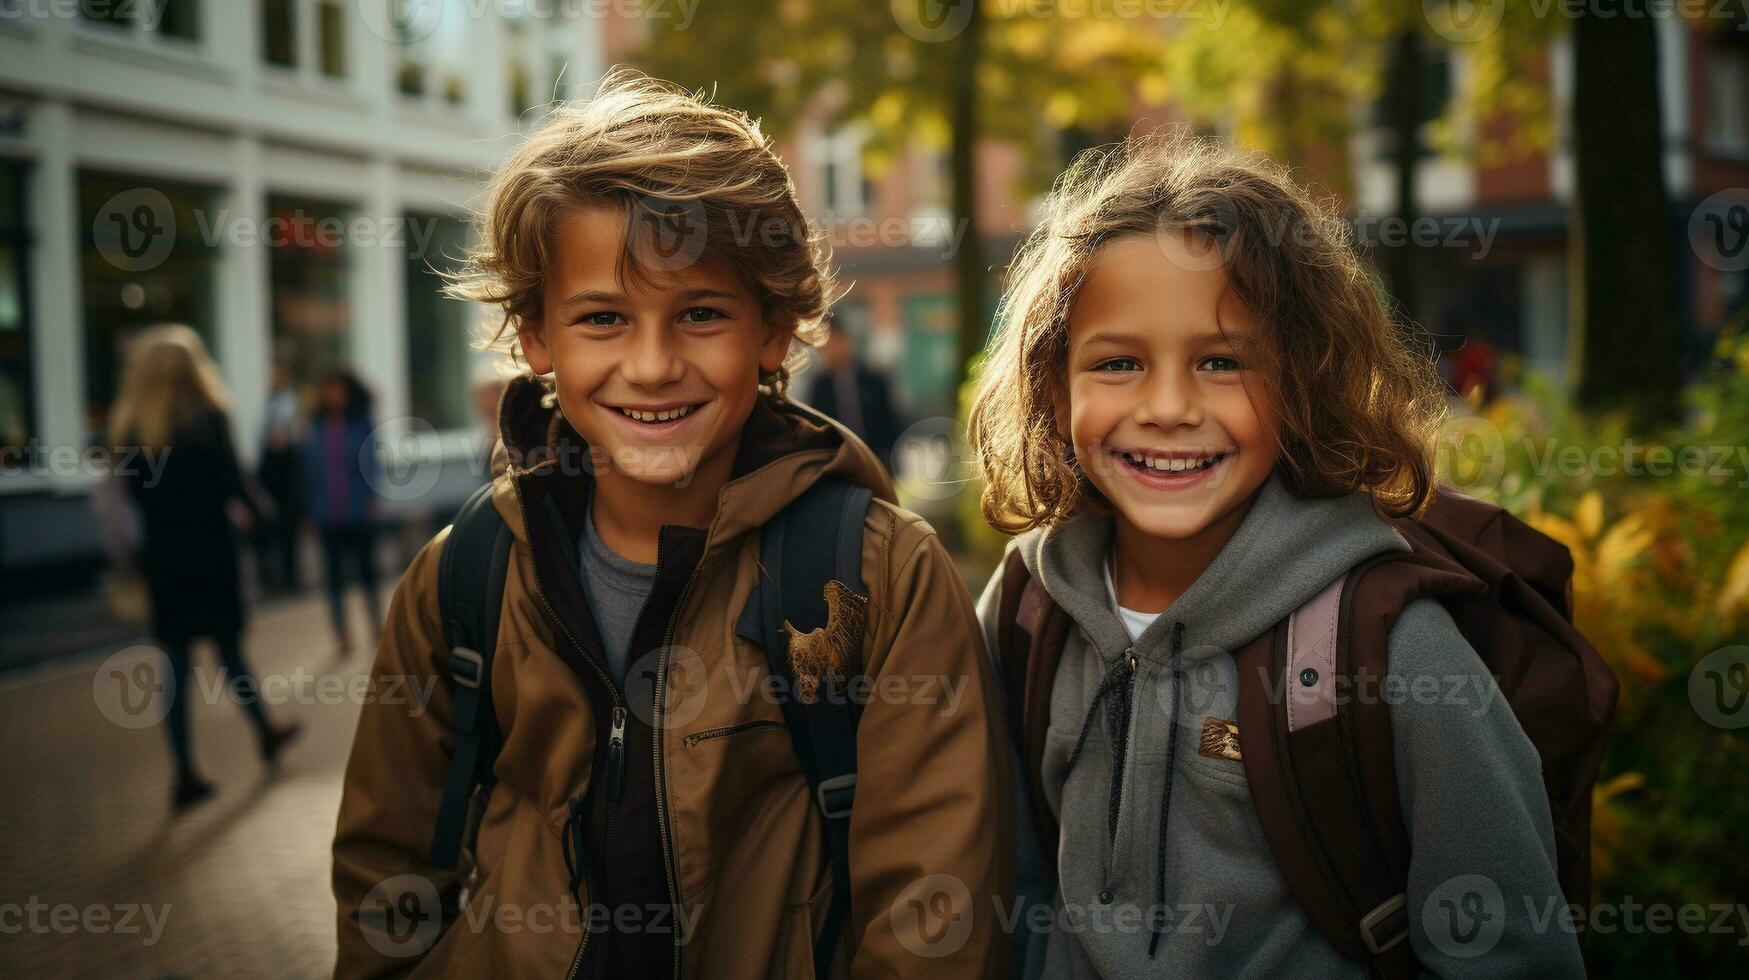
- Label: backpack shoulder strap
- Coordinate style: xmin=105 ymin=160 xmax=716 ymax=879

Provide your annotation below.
xmin=736 ymin=478 xmax=873 ymax=978
xmin=430 ymin=482 xmax=515 ymax=871
xmin=993 ymin=547 xmax=1070 ymax=861
xmin=1234 ymin=552 xmax=1480 ymax=980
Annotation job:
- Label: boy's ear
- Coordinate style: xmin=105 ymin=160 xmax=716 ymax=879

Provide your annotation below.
xmin=759 ymin=318 xmax=799 ymax=374
xmin=519 ymin=320 xmax=554 ymax=376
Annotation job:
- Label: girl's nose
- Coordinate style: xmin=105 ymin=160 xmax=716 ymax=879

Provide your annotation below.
xmin=1135 ymin=367 xmax=1202 ymax=429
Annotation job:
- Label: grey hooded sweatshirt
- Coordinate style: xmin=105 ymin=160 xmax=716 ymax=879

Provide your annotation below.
xmin=976 ymin=474 xmax=1586 ymax=979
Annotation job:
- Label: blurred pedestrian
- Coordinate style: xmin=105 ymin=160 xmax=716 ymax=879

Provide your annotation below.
xmin=107 ymin=324 xmax=302 ymax=811
xmin=302 ymin=369 xmax=383 ymax=657
xmin=806 ymin=326 xmax=902 ymax=466
xmin=254 ymin=360 xmax=304 ymax=594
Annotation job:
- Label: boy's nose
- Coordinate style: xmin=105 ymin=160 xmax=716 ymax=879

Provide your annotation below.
xmin=621 ymin=324 xmax=686 ymax=388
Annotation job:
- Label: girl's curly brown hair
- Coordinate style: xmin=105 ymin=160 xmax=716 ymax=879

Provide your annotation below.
xmin=968 ymin=130 xmax=1446 ymax=534
xmin=448 ymin=68 xmax=839 ymax=382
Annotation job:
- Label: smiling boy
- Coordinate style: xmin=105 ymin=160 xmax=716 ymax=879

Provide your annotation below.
xmin=331 ymin=73 xmax=1011 ymax=979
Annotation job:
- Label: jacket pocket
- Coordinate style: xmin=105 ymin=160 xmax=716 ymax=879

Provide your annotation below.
xmin=681 ymin=718 xmax=788 ymax=747
xmin=771 ymin=872 xmax=835 ymax=980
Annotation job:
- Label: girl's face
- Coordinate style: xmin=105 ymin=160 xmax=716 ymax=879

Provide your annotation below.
xmin=1062 ymin=233 xmax=1280 ymax=544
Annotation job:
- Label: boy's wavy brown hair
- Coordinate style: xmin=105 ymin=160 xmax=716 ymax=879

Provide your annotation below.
xmin=968 ymin=131 xmax=1446 ymax=534
xmin=448 ymin=69 xmax=837 ymax=381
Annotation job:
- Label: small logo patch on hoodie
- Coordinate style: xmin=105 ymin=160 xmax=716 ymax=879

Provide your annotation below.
xmin=1198 ymin=716 xmax=1242 ymax=762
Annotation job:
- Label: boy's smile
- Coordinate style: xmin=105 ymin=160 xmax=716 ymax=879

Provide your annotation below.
xmin=1063 ymin=233 xmax=1279 ymax=552
xmin=519 ymin=205 xmax=795 ymax=517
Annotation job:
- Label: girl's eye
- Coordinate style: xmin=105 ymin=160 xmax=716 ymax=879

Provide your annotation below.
xmin=1094 ymin=357 xmax=1141 ymax=373
xmin=1199 ymin=355 xmax=1241 ymax=372
xmin=577 ymin=312 xmax=624 ymax=328
xmin=681 ymin=307 xmax=725 ymax=324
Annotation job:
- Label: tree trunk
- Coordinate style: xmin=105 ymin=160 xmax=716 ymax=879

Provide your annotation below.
xmin=1382 ymin=27 xmax=1422 ymax=323
xmin=950 ymin=0 xmax=985 ymax=406
xmin=1569 ymin=6 xmax=1683 ymax=423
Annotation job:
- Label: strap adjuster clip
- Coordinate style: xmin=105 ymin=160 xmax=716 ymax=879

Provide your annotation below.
xmin=450 ymin=646 xmax=485 ymax=690
xmin=1359 ymin=893 xmax=1409 ymax=955
xmin=816 ymin=773 xmax=857 ymax=819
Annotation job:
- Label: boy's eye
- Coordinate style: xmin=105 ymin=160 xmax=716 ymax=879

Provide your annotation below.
xmin=577 ymin=311 xmax=625 ymax=328
xmin=680 ymin=307 xmax=726 ymax=324
xmin=1199 ymin=355 xmax=1241 ymax=372
xmin=1094 ymin=357 xmax=1141 ymax=373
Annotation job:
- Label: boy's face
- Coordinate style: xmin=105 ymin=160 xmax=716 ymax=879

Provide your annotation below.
xmin=1061 ymin=233 xmax=1279 ymax=545
xmin=520 ymin=206 xmax=794 ymax=490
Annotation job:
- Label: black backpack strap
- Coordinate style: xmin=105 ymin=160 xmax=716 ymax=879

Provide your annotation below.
xmin=738 ymin=479 xmax=873 ymax=978
xmin=430 ymin=483 xmax=515 ymax=871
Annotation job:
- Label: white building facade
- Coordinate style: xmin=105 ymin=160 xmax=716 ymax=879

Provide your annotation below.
xmin=0 ymin=0 xmax=604 ymax=581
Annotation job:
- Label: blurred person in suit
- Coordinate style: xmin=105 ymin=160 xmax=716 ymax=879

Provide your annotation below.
xmin=806 ymin=324 xmax=902 ymax=468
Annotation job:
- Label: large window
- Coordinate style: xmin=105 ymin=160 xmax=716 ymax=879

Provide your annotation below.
xmin=267 ymin=196 xmax=351 ymax=392
xmin=397 ymin=0 xmax=469 ymax=107
xmin=404 ymin=214 xmax=475 ymax=431
xmin=80 ymin=0 xmax=201 ymax=42
xmin=0 ymin=160 xmax=31 ymax=467
xmin=262 ymin=0 xmax=296 ymax=67
xmin=262 ymin=0 xmax=346 ymax=79
xmin=80 ymin=173 xmax=219 ymax=438
xmin=317 ymin=0 xmax=346 ymax=78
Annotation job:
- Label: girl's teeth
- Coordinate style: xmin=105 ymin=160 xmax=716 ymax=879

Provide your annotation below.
xmin=623 ymin=405 xmax=693 ymax=423
xmin=1125 ymin=452 xmax=1224 ymax=472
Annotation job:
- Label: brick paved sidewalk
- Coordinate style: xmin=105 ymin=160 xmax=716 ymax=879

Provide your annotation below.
xmin=0 ymin=594 xmax=372 ymax=979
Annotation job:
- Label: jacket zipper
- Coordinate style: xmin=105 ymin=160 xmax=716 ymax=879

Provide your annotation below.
xmin=681 ymin=718 xmax=787 ymax=747
xmin=512 ymin=488 xmax=626 ymax=980
xmin=652 ymin=564 xmax=701 ymax=980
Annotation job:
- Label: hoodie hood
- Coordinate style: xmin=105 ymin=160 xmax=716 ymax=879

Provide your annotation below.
xmin=488 ymin=375 xmax=896 ymax=553
xmin=1013 ymin=470 xmax=1409 ymax=663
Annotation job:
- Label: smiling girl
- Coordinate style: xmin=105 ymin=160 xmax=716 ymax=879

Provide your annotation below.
xmin=969 ymin=134 xmax=1584 ymax=978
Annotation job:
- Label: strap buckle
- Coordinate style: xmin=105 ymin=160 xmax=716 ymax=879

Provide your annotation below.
xmin=450 ymin=646 xmax=485 ymax=690
xmin=815 ymin=773 xmax=857 ymax=820
xmin=1359 ymin=893 xmax=1409 ymax=955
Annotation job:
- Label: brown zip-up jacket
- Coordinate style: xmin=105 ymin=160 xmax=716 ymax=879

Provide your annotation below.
xmin=332 ymin=378 xmax=1012 ymax=979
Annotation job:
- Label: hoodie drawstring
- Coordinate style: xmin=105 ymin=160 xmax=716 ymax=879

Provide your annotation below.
xmin=1150 ymin=621 xmax=1186 ymax=957
xmin=1065 ymin=645 xmax=1138 ymax=842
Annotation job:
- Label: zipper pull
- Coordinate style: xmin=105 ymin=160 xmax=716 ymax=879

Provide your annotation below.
xmin=562 ymin=796 xmax=587 ymax=894
xmin=607 ymin=706 xmax=626 ymax=806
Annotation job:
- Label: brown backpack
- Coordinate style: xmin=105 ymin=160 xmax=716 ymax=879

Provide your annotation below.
xmin=995 ymin=489 xmax=1618 ymax=979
